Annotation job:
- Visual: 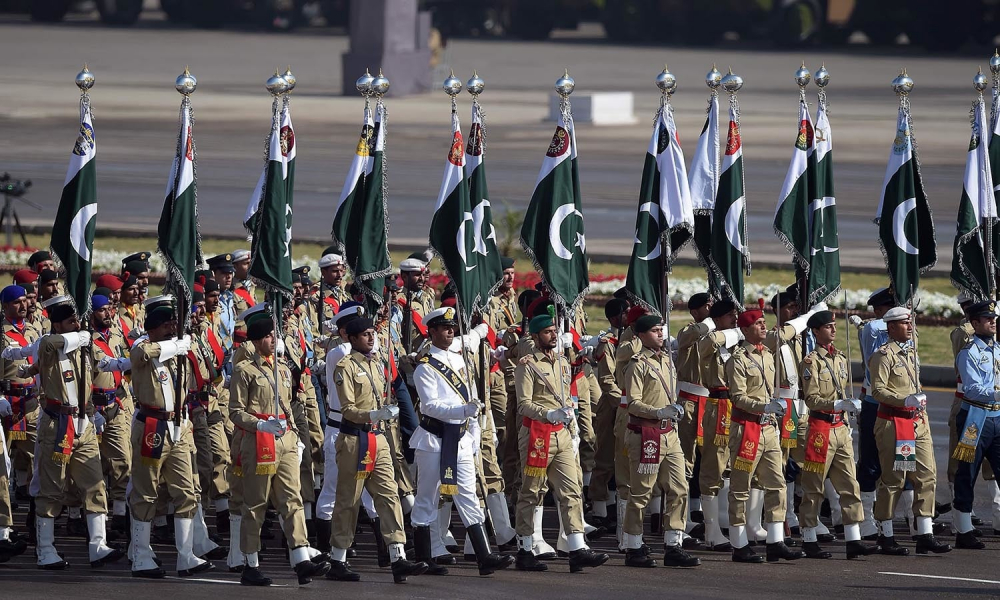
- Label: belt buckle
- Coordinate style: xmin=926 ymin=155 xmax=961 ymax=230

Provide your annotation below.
xmin=659 ymin=419 xmax=670 ymax=430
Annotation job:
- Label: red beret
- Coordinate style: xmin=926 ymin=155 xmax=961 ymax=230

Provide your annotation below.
xmin=626 ymin=305 xmax=647 ymax=326
xmin=94 ymin=274 xmax=124 ymax=292
xmin=193 ymin=283 xmax=205 ymax=294
xmin=440 ymin=296 xmax=457 ymax=308
xmin=737 ymin=309 xmax=764 ymax=328
xmin=12 ymin=269 xmax=38 ymax=285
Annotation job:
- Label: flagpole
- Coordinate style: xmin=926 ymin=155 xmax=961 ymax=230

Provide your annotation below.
xmin=975 ymin=68 xmax=996 ymax=299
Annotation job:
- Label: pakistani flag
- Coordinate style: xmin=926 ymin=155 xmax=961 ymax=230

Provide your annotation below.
xmin=806 ymin=97 xmax=841 ymax=304
xmin=689 ymin=92 xmax=721 ymax=297
xmin=351 ymin=101 xmax=392 ymax=307
xmin=774 ymin=99 xmax=814 ymax=274
xmin=50 ymin=94 xmax=98 ymax=316
xmin=244 ymin=99 xmax=294 ymax=235
xmin=157 ymin=96 xmax=201 ymax=306
xmin=986 ymin=89 xmax=1000 ymax=287
xmin=331 ymin=105 xmax=374 ymax=255
xmin=708 ymin=103 xmax=750 ymax=306
xmin=875 ymin=106 xmax=936 ymax=305
xmin=248 ymin=101 xmax=293 ymax=298
xmin=626 ymin=105 xmax=694 ymax=315
xmin=951 ymin=98 xmax=996 ymax=300
xmin=463 ymin=103 xmax=504 ymax=310
xmin=520 ymin=110 xmax=589 ymax=310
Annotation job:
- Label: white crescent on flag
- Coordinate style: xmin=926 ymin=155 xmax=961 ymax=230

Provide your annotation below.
xmin=457 ymin=211 xmax=474 ymax=270
xmin=70 ymin=203 xmax=98 ymax=262
xmin=724 ymin=197 xmax=746 ymax=254
xmin=635 ymin=201 xmax=661 ymax=261
xmin=549 ymin=203 xmax=583 ymax=260
xmin=892 ymin=197 xmax=919 ymax=255
xmin=471 ymin=199 xmax=495 ymax=256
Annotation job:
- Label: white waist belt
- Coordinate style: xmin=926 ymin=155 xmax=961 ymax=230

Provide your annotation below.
xmin=678 ymin=381 xmax=710 ymax=396
xmin=777 ymin=387 xmax=798 ymax=400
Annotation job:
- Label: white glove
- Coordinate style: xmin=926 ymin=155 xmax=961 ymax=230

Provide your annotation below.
xmin=93 ymin=412 xmax=106 ymax=435
xmin=904 ymin=393 xmax=927 ymax=409
xmin=177 ymin=334 xmax=192 ymax=353
xmin=60 ymin=331 xmax=91 ymax=353
xmin=559 ymin=332 xmax=574 ymax=350
xmin=316 ymin=334 xmax=332 ymax=346
xmin=702 ymin=317 xmax=717 ymax=333
xmin=78 ymin=331 xmax=92 ymax=347
xmin=721 ymin=328 xmax=742 ymax=348
xmin=572 ymin=435 xmax=581 ymax=456
xmin=786 ymin=314 xmax=810 ymax=335
xmin=1 ymin=344 xmax=32 ymax=361
xmin=472 ymin=323 xmax=489 ymax=339
xmin=296 ymin=440 xmax=305 ymax=465
xmin=369 ymin=405 xmax=400 ymax=422
xmin=655 ymin=404 xmax=684 ymax=420
xmin=313 ymin=359 xmax=326 ymax=375
xmin=256 ymin=417 xmax=286 ymax=436
xmin=16 ymin=364 xmax=32 ymax=378
xmin=0 ymin=396 xmax=10 ymax=417
xmin=463 ymin=403 xmax=480 ymax=419
xmin=546 ymin=408 xmax=572 ymax=425
xmin=579 ymin=345 xmax=595 ymax=361
xmin=764 ymin=399 xmax=786 ymax=415
xmin=848 ymin=315 xmax=863 ymax=329
xmin=834 ymin=398 xmax=862 ymax=415
xmin=97 ymin=356 xmax=131 ymax=373
xmin=582 ymin=335 xmax=599 ymax=349
xmin=276 ymin=337 xmax=286 ymax=357
xmin=491 ymin=345 xmax=508 ymax=362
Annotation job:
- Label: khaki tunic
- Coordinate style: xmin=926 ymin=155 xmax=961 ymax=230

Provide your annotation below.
xmin=92 ymin=327 xmax=133 ymax=503
xmin=612 ymin=328 xmax=641 ymax=498
xmin=589 ymin=329 xmax=620 ymax=503
xmin=676 ymin=320 xmax=712 ymax=473
xmin=2 ymin=320 xmax=41 ymax=481
xmin=697 ymin=330 xmax=735 ymax=496
xmin=765 ymin=324 xmax=810 ymax=464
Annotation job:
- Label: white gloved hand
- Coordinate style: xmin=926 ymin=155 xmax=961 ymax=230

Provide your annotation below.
xmin=579 ymin=345 xmax=595 ymax=361
xmin=736 ymin=328 xmax=746 ymax=341
xmin=256 ymin=417 xmax=286 ymax=436
xmin=904 ymin=393 xmax=927 ymax=409
xmin=546 ymin=408 xmax=572 ymax=425
xmin=296 ymin=440 xmax=305 ymax=465
xmin=834 ymin=398 xmax=862 ymax=415
xmin=463 ymin=403 xmax=480 ymax=419
xmin=764 ymin=399 xmax=786 ymax=415
xmin=848 ymin=315 xmax=863 ymax=329
xmin=276 ymin=337 xmax=286 ymax=357
xmin=492 ymin=345 xmax=508 ymax=362
xmin=369 ymin=405 xmax=400 ymax=422
xmin=93 ymin=411 xmax=106 ymax=435
xmin=655 ymin=404 xmax=684 ymax=421
xmin=77 ymin=331 xmax=92 ymax=347
xmin=702 ymin=317 xmax=717 ymax=333
xmin=559 ymin=332 xmax=574 ymax=350
xmin=1 ymin=345 xmax=31 ymax=360
xmin=472 ymin=323 xmax=490 ymax=339
xmin=176 ymin=335 xmax=193 ymax=354
xmin=316 ymin=333 xmax=332 ymax=346
xmin=572 ymin=435 xmax=581 ymax=456
xmin=0 ymin=396 xmax=11 ymax=417
xmin=313 ymin=359 xmax=326 ymax=375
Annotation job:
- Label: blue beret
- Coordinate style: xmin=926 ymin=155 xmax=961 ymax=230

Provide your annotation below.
xmin=91 ymin=294 xmax=110 ymax=310
xmin=1 ymin=285 xmax=26 ymax=304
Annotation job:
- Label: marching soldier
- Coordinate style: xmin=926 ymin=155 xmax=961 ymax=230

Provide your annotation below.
xmin=34 ymin=295 xmax=124 ymax=569
xmin=0 ymin=285 xmax=41 ymax=509
xmin=229 ymin=306 xmax=330 ymax=586
xmin=317 ymin=252 xmax=350 ymax=330
xmin=621 ymin=314 xmax=700 ymax=568
xmin=128 ymin=295 xmax=213 ymax=578
xmin=725 ymin=305 xmax=804 ymax=563
xmin=208 ymin=253 xmax=237 ymax=353
xmin=588 ymin=298 xmax=628 ymax=527
xmin=324 ymin=316 xmax=428 ymax=583
xmin=499 ymin=289 xmax=541 ymax=506
xmin=512 ymin=310 xmax=608 ymax=573
xmin=27 ymin=250 xmax=56 ymax=274
xmin=231 ymin=249 xmax=256 ymax=314
xmin=486 ymin=256 xmax=517 ymax=469
xmin=799 ymin=310 xmax=880 ymax=559
xmin=868 ymin=306 xmax=951 ymax=555
xmin=121 ymin=252 xmax=151 ymax=305
xmin=117 ymin=272 xmax=143 ymax=342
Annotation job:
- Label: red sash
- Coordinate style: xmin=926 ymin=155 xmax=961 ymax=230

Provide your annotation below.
xmin=235 ymin=287 xmax=256 ymax=307
xmin=140 ymin=416 xmax=167 ymax=466
xmin=356 ymin=431 xmax=377 ymax=480
xmin=51 ymin=412 xmax=75 ymax=464
xmin=118 ymin=316 xmax=131 ymax=340
xmin=187 ymin=351 xmax=208 ymax=390
xmin=93 ymin=335 xmax=123 ymax=388
xmin=323 ymin=295 xmax=340 ymax=315
xmin=711 ymin=394 xmax=731 ymax=447
xmin=679 ymin=389 xmax=707 ymax=446
xmin=522 ymin=417 xmax=563 ymax=477
xmin=803 ymin=418 xmax=833 ymax=474
xmin=779 ymin=396 xmax=799 ymax=449
xmin=5 ymin=329 xmax=33 ymax=364
xmin=486 ymin=325 xmax=500 ymax=374
xmin=732 ymin=417 xmax=762 ymax=472
xmin=6 ymin=328 xmax=34 ymax=440
xmin=252 ymin=412 xmax=284 ymax=475
xmin=205 ymin=327 xmax=225 ymax=368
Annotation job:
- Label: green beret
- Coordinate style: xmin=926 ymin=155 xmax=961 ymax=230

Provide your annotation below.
xmin=528 ymin=313 xmax=555 ymax=334
xmin=500 ymin=256 xmax=515 ymax=270
xmin=633 ymin=314 xmax=661 ymax=333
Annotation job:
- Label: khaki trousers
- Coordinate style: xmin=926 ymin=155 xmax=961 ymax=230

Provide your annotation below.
xmin=577 ymin=372 xmax=599 ymax=473
xmin=10 ymin=406 xmax=38 ymax=484
xmin=624 ymin=428 xmax=688 ymax=535
xmin=229 ymin=428 xmax=245 ymax=513
xmin=191 ymin=408 xmax=215 ymax=504
xmin=799 ymin=422 xmax=864 ymax=527
xmin=699 ymin=399 xmax=731 ymax=496
xmin=514 ymin=426 xmax=585 ymax=536
xmin=502 ymin=386 xmax=522 ymax=497
xmin=588 ymin=394 xmax=618 ymax=502
xmin=677 ymin=394 xmax=702 ymax=478
xmin=291 ymin=398 xmax=315 ymax=504
xmin=0 ymin=469 xmax=9 ymax=527
xmin=385 ymin=420 xmax=414 ymax=496
xmin=36 ymin=412 xmax=107 ymax=518
xmin=329 ymin=431 xmax=405 ymax=549
xmin=873 ymin=414 xmax=936 ymax=520
xmin=613 ymin=407 xmax=632 ymax=500
xmin=99 ymin=405 xmax=132 ymax=503
xmin=303 ymin=379 xmax=325 ymax=477
xmin=239 ymin=430 xmax=309 ymax=554
xmin=129 ymin=419 xmax=198 ymax=521
xmin=480 ymin=409 xmax=505 ymax=496
xmin=490 ymin=370 xmax=508 ymax=466
xmin=728 ymin=421 xmax=786 ymax=526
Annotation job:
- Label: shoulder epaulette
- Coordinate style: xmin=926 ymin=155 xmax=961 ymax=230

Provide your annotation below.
xmin=878 ymin=343 xmax=890 ymax=355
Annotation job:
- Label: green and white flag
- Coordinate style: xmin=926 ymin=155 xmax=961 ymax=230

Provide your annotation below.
xmin=626 ymin=105 xmax=693 ymax=315
xmin=331 ymin=105 xmax=374 ymax=255
xmin=875 ymin=105 xmax=936 ymax=305
xmin=807 ymin=96 xmax=841 ymax=305
xmin=520 ymin=110 xmax=589 ymax=310
xmin=351 ymin=102 xmax=392 ymax=307
xmin=951 ymin=97 xmax=996 ymax=300
xmin=708 ymin=103 xmax=750 ymax=306
xmin=774 ymin=99 xmax=813 ymax=274
xmin=463 ymin=103 xmax=504 ymax=310
xmin=243 ymin=98 xmax=294 ymax=235
xmin=985 ymin=86 xmax=1000 ymax=287
xmin=248 ymin=99 xmax=293 ymax=298
xmin=157 ymin=96 xmax=202 ymax=306
xmin=689 ymin=92 xmax=722 ymax=297
xmin=50 ymin=92 xmax=98 ymax=316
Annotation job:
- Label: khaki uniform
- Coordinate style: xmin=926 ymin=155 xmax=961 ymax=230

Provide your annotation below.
xmin=398 ymin=288 xmax=435 ymax=387
xmin=35 ymin=334 xmax=106 ymax=518
xmin=697 ymin=330 xmax=735 ymax=496
xmin=869 ymin=341 xmax=936 ymax=520
xmin=589 ymin=328 xmax=620 ymax=504
xmin=765 ymin=324 xmax=810 ymax=465
xmin=613 ymin=328 xmax=641 ymax=500
xmin=726 ymin=342 xmax=786 ymax=527
xmin=513 ymin=350 xmax=585 ymax=537
xmin=233 ymin=281 xmax=255 ymax=317
xmin=799 ymin=346 xmax=863 ymax=527
xmin=676 ymin=320 xmax=712 ymax=475
xmin=117 ymin=303 xmax=143 ymax=342
xmin=230 ymin=352 xmax=309 ymax=555
xmin=501 ymin=327 xmax=530 ymax=496
xmin=375 ymin=319 xmax=415 ymax=498
xmin=329 ymin=350 xmax=406 ymax=550
xmin=1 ymin=320 xmax=40 ymax=489
xmin=187 ymin=321 xmax=231 ymax=506
xmin=622 ymin=348 xmax=687 ymax=535
xmin=205 ymin=312 xmax=234 ymax=436
xmin=91 ymin=327 xmax=134 ymax=507
xmin=129 ymin=338 xmax=198 ymax=522
xmin=284 ymin=316 xmax=323 ymax=503
xmin=486 ymin=291 xmax=517 ymax=457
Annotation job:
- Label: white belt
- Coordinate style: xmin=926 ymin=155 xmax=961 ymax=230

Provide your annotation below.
xmin=956 ymin=382 xmax=964 ymax=392
xmin=777 ymin=387 xmax=798 ymax=400
xmin=678 ymin=381 xmax=709 ymax=396
xmin=619 ymin=395 xmax=628 ymax=408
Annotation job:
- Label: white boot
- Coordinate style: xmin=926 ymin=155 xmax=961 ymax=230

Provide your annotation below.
xmin=747 ymin=489 xmax=767 ymax=542
xmin=131 ymin=520 xmax=161 ymax=574
xmin=86 ymin=513 xmax=121 ymax=565
xmin=702 ymin=494 xmax=727 ymax=548
xmin=719 ymin=479 xmax=731 ymax=529
xmin=192 ymin=503 xmax=220 ymax=558
xmin=531 ymin=506 xmax=556 ymax=557
xmin=785 ymin=486 xmax=799 ymax=530
xmin=948 ymin=482 xmax=959 ymax=534
xmin=556 ymin=507 xmax=568 ymax=553
xmin=728 ymin=524 xmax=748 ymax=549
xmin=486 ymin=492 xmax=516 ymax=545
xmin=899 ymin=490 xmax=916 ymax=536
xmin=860 ymin=491 xmax=878 ymax=538
xmin=824 ymin=479 xmax=843 ymax=528
xmin=174 ymin=517 xmax=209 ymax=574
xmin=35 ymin=517 xmax=65 ymax=568
xmin=227 ymin=515 xmax=244 ymax=570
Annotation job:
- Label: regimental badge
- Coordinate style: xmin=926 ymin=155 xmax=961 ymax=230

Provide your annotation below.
xmin=803 ymin=368 xmax=811 ymax=381
xmin=447 ymin=132 xmax=464 ymax=166
xmin=444 ymin=307 xmax=455 ymax=321
xmin=280 ymin=125 xmax=295 ymax=157
xmin=784 ymin=418 xmax=795 ymax=432
xmin=157 ymin=370 xmax=170 ymax=383
xmin=360 ymin=452 xmax=372 ymax=466
xmin=892 ymin=122 xmax=910 ymax=155
xmin=795 ymin=118 xmax=814 ymax=151
xmin=743 ymin=440 xmax=754 ymax=453
xmin=73 ymin=122 xmax=95 ymax=156
xmin=961 ymin=422 xmax=979 ymax=446
xmin=444 ymin=467 xmax=454 ymax=480
xmin=334 ymin=371 xmax=344 ymax=386
xmin=144 ymin=432 xmax=162 ymax=449
xmin=534 ymin=438 xmax=544 ymax=449
xmin=62 ymin=370 xmax=75 ymax=383
xmin=656 ymin=121 xmax=669 ymax=154
xmin=811 ymin=432 xmax=825 ymax=452
xmin=466 ymin=122 xmax=483 ymax=156
xmin=185 ymin=125 xmax=194 ymax=161
xmin=898 ymin=443 xmax=913 ymax=457
xmin=356 ymin=124 xmax=375 ymax=157
xmin=642 ymin=439 xmax=658 ymax=459
xmin=546 ymin=126 xmax=570 ymax=158
xmin=260 ymin=450 xmax=273 ymax=461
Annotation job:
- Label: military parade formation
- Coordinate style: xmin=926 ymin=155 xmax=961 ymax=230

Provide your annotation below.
xmin=2 ymin=50 xmax=1000 ymax=591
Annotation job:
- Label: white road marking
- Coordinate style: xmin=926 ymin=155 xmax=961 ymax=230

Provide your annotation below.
xmin=879 ymin=572 xmax=1000 ymax=585
xmin=164 ymin=576 xmax=288 ymax=587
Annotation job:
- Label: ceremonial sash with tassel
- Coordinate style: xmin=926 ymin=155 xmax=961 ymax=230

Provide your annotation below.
xmin=523 ymin=360 xmax=566 ymax=478
xmin=803 ymin=351 xmax=845 ymax=473
xmin=5 ymin=328 xmax=33 ymax=441
xmin=732 ymin=347 xmax=772 ymax=471
xmin=422 ymin=354 xmax=470 ymax=495
xmin=954 ymin=406 xmax=988 ymax=463
xmin=252 ymin=413 xmax=281 ymax=475
xmin=50 ymin=348 xmax=81 ymax=464
xmin=888 ymin=350 xmax=919 ymax=472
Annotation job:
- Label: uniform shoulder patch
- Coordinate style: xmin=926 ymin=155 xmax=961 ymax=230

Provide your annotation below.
xmin=418 ymin=355 xmax=430 ymax=364
xmin=518 ymin=355 xmax=534 ymax=365
xmin=803 ymin=355 xmax=813 ymax=365
xmin=878 ymin=343 xmax=890 ymax=355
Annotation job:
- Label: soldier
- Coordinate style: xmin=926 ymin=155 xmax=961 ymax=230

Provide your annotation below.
xmin=117 ymin=272 xmax=143 ymax=342
xmin=696 ymin=299 xmax=741 ymax=551
xmin=952 ymin=300 xmax=1000 ymax=549
xmin=410 ymin=306 xmax=513 ymax=576
xmin=37 ymin=269 xmax=60 ymax=305
xmin=621 ymin=314 xmax=700 ymax=568
xmin=868 ymin=306 xmax=951 ymax=555
xmin=208 ymin=253 xmax=238 ymax=353
xmin=231 ymin=249 xmax=256 ymax=314
xmin=486 ymin=256 xmax=517 ymax=467
xmin=34 ymin=295 xmax=124 ymax=569
xmin=588 ymin=298 xmax=628 ymax=527
xmin=324 ymin=317 xmax=428 ymax=583
xmin=121 ymin=252 xmax=151 ymax=304
xmin=0 ymin=388 xmax=25 ymax=561
xmin=500 ymin=289 xmax=541 ymax=504
xmin=317 ymin=252 xmax=349 ymax=327
xmin=725 ymin=305 xmax=804 ymax=563
xmin=229 ymin=306 xmax=330 ymax=586
xmin=799 ymin=310 xmax=880 ymax=559
xmin=512 ymin=310 xmax=608 ymax=573
xmin=27 ymin=250 xmax=55 ymax=274
xmin=128 ymin=295 xmax=213 ymax=578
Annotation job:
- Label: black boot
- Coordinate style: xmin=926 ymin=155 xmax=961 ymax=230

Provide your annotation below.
xmin=956 ymin=531 xmax=986 ymax=550
xmin=66 ymin=516 xmax=86 ymax=538
xmin=370 ymin=518 xmax=390 ymax=568
xmin=216 ymin=510 xmax=230 ymax=537
xmin=662 ymin=545 xmax=700 ymax=567
xmin=110 ymin=515 xmax=129 ymax=541
xmin=306 ymin=518 xmax=316 ymax=546
xmin=568 ymin=548 xmax=609 ymax=573
xmin=315 ymin=519 xmax=332 ymax=553
xmin=467 ymin=523 xmax=513 ymax=576
xmin=515 ymin=548 xmax=548 ymax=571
xmin=325 ymin=559 xmax=361 ymax=581
xmin=732 ymin=544 xmax=764 ymax=563
xmin=816 ymin=532 xmax=836 ymax=543
xmin=914 ymin=534 xmax=952 ymax=554
xmin=391 ymin=557 xmax=428 ymax=583
xmin=846 ymin=539 xmax=881 ymax=559
xmin=413 ymin=526 xmax=448 ymax=575
xmin=624 ymin=545 xmax=655 ymax=568
xmin=26 ymin=499 xmax=36 ymax=544
xmin=877 ymin=535 xmax=909 ymax=556
xmin=347 ymin=540 xmax=357 ymax=558
xmin=293 ymin=554 xmax=331 ymax=585
xmin=766 ymin=541 xmax=806 ymax=562
xmin=802 ymin=541 xmax=832 ymax=559
xmin=240 ymin=566 xmax=272 ymax=586
xmin=151 ymin=523 xmax=173 ymax=544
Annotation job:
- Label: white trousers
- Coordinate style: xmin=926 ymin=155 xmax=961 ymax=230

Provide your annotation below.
xmin=315 ymin=426 xmax=376 ymax=520
xmin=412 ymin=448 xmax=483 ymax=528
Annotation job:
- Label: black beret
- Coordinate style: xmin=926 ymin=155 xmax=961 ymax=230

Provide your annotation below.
xmin=39 ymin=269 xmax=59 ymax=283
xmin=246 ymin=311 xmax=274 ymax=341
xmin=604 ymin=298 xmax=628 ymax=320
xmin=708 ymin=299 xmax=736 ymax=318
xmin=203 ymin=279 xmax=220 ymax=294
xmin=48 ymin=302 xmax=76 ymax=323
xmin=501 ymin=256 xmax=515 ymax=270
xmin=806 ymin=310 xmax=835 ymax=329
xmin=144 ymin=305 xmax=174 ymax=330
xmin=769 ymin=291 xmax=797 ymax=310
xmin=688 ymin=292 xmax=712 ymax=310
xmin=344 ymin=317 xmax=374 ymax=337
xmin=633 ymin=314 xmax=661 ymax=333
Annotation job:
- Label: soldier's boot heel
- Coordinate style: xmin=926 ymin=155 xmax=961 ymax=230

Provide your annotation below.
xmin=413 ymin=525 xmax=448 ymax=575
xmin=845 ymin=540 xmax=880 ymax=559
xmin=240 ymin=566 xmax=272 ymax=586
xmin=914 ymin=534 xmax=952 ymax=554
xmin=662 ymin=545 xmax=701 ymax=567
xmin=731 ymin=545 xmax=764 ymax=564
xmin=391 ymin=558 xmax=428 ymax=583
xmin=955 ymin=531 xmax=986 ymax=550
xmin=624 ymin=548 xmax=655 ymax=568
xmin=568 ymin=548 xmax=609 ymax=573
xmin=802 ymin=541 xmax=832 ymax=559
xmin=324 ymin=560 xmax=361 ymax=581
xmin=876 ymin=535 xmax=909 ymax=556
xmin=515 ymin=549 xmax=548 ymax=572
xmin=291 ymin=546 xmax=330 ymax=584
xmin=766 ymin=542 xmax=806 ymax=562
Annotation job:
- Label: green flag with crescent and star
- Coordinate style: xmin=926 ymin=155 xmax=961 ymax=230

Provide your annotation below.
xmin=708 ymin=103 xmax=750 ymax=306
xmin=806 ymin=96 xmax=841 ymax=305
xmin=331 ymin=105 xmax=373 ymax=255
xmin=351 ymin=102 xmax=392 ymax=309
xmin=50 ymin=93 xmax=98 ymax=316
xmin=876 ymin=106 xmax=936 ymax=305
xmin=689 ymin=92 xmax=722 ymax=298
xmin=951 ymin=98 xmax=996 ymax=300
xmin=248 ymin=99 xmax=293 ymax=299
xmin=774 ymin=99 xmax=813 ymax=276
